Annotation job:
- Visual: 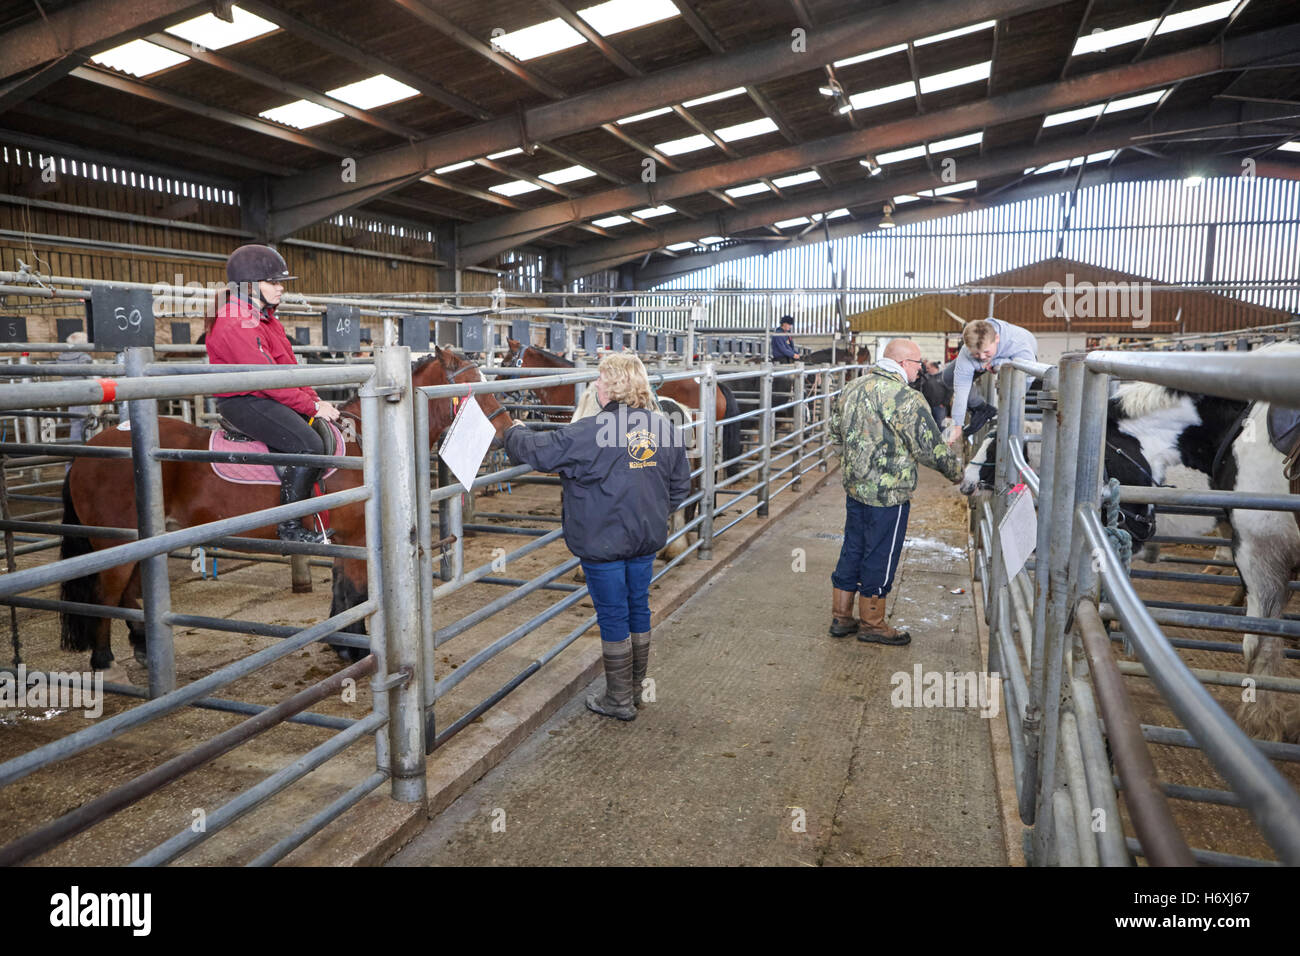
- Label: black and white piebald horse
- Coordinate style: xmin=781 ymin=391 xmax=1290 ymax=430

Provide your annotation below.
xmin=1102 ymin=345 xmax=1300 ymax=741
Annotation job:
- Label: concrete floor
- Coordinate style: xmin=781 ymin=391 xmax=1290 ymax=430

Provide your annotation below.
xmin=389 ymin=468 xmax=1006 ymax=867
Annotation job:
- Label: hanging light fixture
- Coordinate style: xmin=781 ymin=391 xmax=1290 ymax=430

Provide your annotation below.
xmin=878 ymin=203 xmax=897 ymax=229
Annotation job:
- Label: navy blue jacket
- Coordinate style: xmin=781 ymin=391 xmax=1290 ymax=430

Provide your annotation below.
xmin=504 ymin=402 xmax=691 ymax=562
xmin=772 ymin=331 xmax=798 ymax=361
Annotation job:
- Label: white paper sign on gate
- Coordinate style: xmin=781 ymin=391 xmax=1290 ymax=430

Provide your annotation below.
xmin=438 ymin=396 xmax=495 ymax=492
xmin=998 ymin=488 xmax=1037 ymax=581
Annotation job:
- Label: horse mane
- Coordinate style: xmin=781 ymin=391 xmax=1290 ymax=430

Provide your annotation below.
xmin=1112 ymin=381 xmax=1189 ymax=420
xmin=525 ymin=345 xmax=573 ymax=367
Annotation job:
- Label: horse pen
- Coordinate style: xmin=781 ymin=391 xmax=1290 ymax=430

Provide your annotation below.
xmin=0 ymin=312 xmax=861 ymax=865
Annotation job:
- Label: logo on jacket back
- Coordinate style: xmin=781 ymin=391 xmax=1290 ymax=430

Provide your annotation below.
xmin=627 ymin=428 xmax=658 ymax=466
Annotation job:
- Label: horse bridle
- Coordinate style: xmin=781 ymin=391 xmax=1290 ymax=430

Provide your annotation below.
xmin=447 ymin=358 xmax=508 ymax=423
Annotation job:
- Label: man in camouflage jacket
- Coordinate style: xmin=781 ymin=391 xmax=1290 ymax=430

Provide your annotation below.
xmin=827 ymin=338 xmax=963 ymax=645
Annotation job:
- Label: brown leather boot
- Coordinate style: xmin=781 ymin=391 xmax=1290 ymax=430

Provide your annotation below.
xmin=857 ymin=595 xmax=910 ymax=645
xmin=829 ymin=587 xmax=860 ymax=638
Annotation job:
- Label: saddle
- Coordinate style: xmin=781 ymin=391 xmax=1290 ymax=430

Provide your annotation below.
xmin=210 ymin=417 xmax=344 ymax=485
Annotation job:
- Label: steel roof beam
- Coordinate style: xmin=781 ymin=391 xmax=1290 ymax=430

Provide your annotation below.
xmin=264 ymin=0 xmax=1068 ymax=238
xmin=458 ymin=24 xmax=1300 ymax=266
xmin=0 ymin=0 xmax=207 ymax=83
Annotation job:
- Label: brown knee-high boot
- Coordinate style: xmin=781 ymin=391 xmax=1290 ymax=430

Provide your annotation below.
xmin=829 ymin=588 xmax=860 ymax=637
xmin=857 ymin=595 xmax=910 ymax=645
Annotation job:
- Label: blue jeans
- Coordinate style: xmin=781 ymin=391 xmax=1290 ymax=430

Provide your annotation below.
xmin=831 ymin=498 xmax=910 ymax=597
xmin=581 ymin=554 xmax=654 ymax=643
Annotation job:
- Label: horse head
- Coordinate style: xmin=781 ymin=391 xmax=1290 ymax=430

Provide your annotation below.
xmin=415 ymin=347 xmax=514 ymax=449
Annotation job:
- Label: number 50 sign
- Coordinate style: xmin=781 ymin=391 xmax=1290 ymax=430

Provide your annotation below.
xmin=90 ymin=286 xmax=155 ymax=350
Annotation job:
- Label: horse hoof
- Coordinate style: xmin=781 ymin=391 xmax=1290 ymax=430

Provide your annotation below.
xmin=98 ymin=662 xmax=132 ymax=685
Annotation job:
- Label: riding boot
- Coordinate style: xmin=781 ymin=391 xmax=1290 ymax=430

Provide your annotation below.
xmin=586 ymin=638 xmax=637 ymax=721
xmin=857 ymin=595 xmax=911 ymax=646
xmin=277 ymin=466 xmax=329 ymax=544
xmin=630 ymin=631 xmax=651 ymax=707
xmin=829 ymin=587 xmax=860 ymax=638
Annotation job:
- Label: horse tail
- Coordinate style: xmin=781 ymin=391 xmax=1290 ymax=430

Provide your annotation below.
xmin=720 ymin=382 xmax=742 ymax=477
xmin=59 ymin=476 xmax=100 ymax=653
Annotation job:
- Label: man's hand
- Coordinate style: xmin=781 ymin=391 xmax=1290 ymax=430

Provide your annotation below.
xmin=941 ymin=419 xmax=962 ymax=449
xmin=313 ymin=400 xmax=341 ymax=422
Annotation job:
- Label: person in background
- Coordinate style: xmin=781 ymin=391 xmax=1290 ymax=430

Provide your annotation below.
xmin=828 ymin=339 xmax=962 ymax=645
xmin=940 ymin=318 xmax=1038 ymax=449
xmin=57 ymin=330 xmax=94 ymax=449
xmin=771 ymin=314 xmax=798 ymax=364
xmin=205 ymin=244 xmax=341 ymax=543
xmin=504 ymin=353 xmax=690 ymax=721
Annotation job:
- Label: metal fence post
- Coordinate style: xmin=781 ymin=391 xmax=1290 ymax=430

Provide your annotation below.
xmin=1069 ymin=368 xmax=1111 ymax=607
xmin=124 ymin=347 xmax=175 ymax=698
xmin=792 ymin=365 xmax=806 ymax=490
xmin=758 ymin=363 xmax=773 ymax=517
xmin=698 ymin=362 xmax=716 ymax=561
xmin=1022 ymin=366 xmax=1060 ymax=824
xmin=374 ymin=346 xmax=426 ymax=802
xmin=1032 ymin=353 xmax=1085 ymax=864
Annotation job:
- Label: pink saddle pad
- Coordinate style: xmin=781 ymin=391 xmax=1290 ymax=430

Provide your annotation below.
xmin=210 ymin=421 xmax=344 ymax=486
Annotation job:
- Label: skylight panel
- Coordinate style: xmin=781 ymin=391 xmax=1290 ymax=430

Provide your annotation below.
xmin=666 ymin=241 xmax=697 ymax=251
xmin=833 ymin=44 xmax=907 ymax=68
xmin=594 ymin=215 xmax=632 ymax=227
xmin=328 ymin=75 xmax=419 ymax=110
xmin=1105 ymin=89 xmax=1164 ymax=113
xmin=434 ymin=161 xmax=475 ymax=174
xmin=725 ymin=182 xmax=771 ymax=198
xmin=578 ymin=0 xmax=680 ymax=36
xmin=1042 ymin=103 xmax=1104 ymax=126
xmin=1279 ymin=142 xmax=1300 ymax=152
xmin=1157 ymin=1 xmax=1239 ymax=35
xmin=826 ymin=208 xmax=851 ymax=219
xmin=540 ymin=165 xmax=596 ymax=184
xmin=916 ymin=20 xmax=996 ymax=46
xmin=716 ymin=118 xmax=779 ymax=142
xmin=877 ymin=144 xmax=928 ymax=165
xmin=655 ymin=133 xmax=714 ymax=155
xmin=682 ymin=88 xmax=746 ymax=108
xmin=933 ymin=180 xmax=976 ymax=195
xmin=894 ymin=194 xmax=921 ymax=204
xmin=490 ymin=180 xmax=543 ymax=197
xmin=493 ymin=18 xmax=586 ymax=61
xmin=488 ymin=148 xmax=524 ymax=160
xmin=919 ymin=61 xmax=991 ymax=94
xmin=697 ymin=235 xmax=725 ymax=244
xmin=846 ymin=80 xmax=916 ymax=111
xmin=261 ymin=100 xmax=343 ymax=129
xmin=773 ymin=170 xmax=821 ymax=188
xmin=633 ymin=205 xmax=675 ymax=218
xmin=165 ymin=5 xmax=277 ymax=50
xmin=931 ymin=131 xmax=983 ymax=152
xmin=1073 ymin=1 xmax=1237 ymax=56
xmin=1029 ymin=149 xmax=1117 ymax=174
xmin=90 ymin=39 xmax=189 ymax=77
xmin=775 ymin=217 xmax=811 ymax=228
xmin=617 ymin=107 xmax=673 ymax=124
xmin=1073 ymin=20 xmax=1159 ymax=56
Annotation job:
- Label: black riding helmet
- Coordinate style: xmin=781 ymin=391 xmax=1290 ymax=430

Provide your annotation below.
xmin=226 ymin=244 xmax=297 ymax=284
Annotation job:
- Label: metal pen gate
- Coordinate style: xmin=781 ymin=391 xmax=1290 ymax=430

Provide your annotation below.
xmin=973 ymin=338 xmax=1300 ymax=865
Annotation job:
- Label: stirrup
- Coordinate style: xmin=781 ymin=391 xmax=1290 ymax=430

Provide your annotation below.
xmin=277 ymin=521 xmax=332 ymax=544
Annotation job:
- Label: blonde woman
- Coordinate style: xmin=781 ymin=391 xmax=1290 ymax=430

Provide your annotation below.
xmin=504 ymin=352 xmax=690 ymax=721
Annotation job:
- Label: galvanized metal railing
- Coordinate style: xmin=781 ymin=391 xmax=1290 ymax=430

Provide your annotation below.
xmin=0 ymin=346 xmax=427 ymax=866
xmin=972 ymin=339 xmax=1300 ymax=866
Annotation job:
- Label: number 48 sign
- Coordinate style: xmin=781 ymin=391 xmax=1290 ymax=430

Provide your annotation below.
xmin=89 ymin=286 xmax=154 ymax=350
xmin=323 ymin=304 xmax=360 ymax=351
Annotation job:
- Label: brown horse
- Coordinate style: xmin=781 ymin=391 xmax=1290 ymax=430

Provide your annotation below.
xmin=58 ymin=347 xmax=514 ymax=677
xmin=502 ymin=339 xmax=742 ymax=475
